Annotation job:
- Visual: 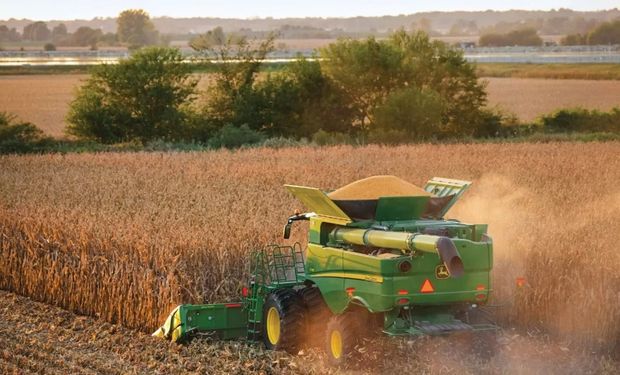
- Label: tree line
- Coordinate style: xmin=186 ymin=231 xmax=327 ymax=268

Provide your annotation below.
xmin=0 ymin=9 xmax=162 ymax=50
xmin=66 ymin=28 xmax=499 ymax=146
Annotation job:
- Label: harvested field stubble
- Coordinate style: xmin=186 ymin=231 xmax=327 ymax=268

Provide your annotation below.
xmin=0 ymin=143 xmax=619 ymax=357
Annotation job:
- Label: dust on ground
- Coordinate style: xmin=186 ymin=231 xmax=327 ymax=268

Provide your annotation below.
xmin=1 ymin=290 xmax=616 ymax=375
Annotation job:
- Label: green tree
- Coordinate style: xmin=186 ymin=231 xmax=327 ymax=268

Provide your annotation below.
xmin=372 ymin=87 xmax=445 ymax=139
xmin=320 ymin=37 xmax=402 ymax=128
xmin=587 ymin=19 xmax=620 ymax=45
xmin=66 ymin=47 xmax=197 ymax=144
xmin=479 ymin=28 xmax=542 ymax=47
xmin=0 ymin=112 xmax=51 ymax=153
xmin=192 ymin=29 xmax=276 ymax=134
xmin=117 ymin=9 xmax=159 ymax=49
xmin=319 ymin=30 xmax=487 ymax=137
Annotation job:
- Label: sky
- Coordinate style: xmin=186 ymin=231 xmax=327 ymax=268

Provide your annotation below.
xmin=1 ymin=1 xmax=618 ymax=20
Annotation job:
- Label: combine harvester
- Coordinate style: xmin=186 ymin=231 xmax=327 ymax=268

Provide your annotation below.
xmin=154 ymin=176 xmax=497 ymax=364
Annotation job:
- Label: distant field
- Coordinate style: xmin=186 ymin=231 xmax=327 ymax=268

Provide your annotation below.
xmin=1 ymin=74 xmax=620 ymax=136
xmin=477 ymin=63 xmax=620 ymax=80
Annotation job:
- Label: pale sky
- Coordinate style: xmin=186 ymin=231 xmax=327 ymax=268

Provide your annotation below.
xmin=1 ymin=1 xmax=618 ymax=20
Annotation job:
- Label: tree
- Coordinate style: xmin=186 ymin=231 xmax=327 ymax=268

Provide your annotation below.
xmin=320 ymin=37 xmax=402 ymax=128
xmin=23 ymin=22 xmax=51 ymax=41
xmin=587 ymin=19 xmax=620 ymax=45
xmin=192 ymin=29 xmax=277 ymax=135
xmin=373 ymin=87 xmax=445 ymax=139
xmin=52 ymin=23 xmax=68 ymax=43
xmin=70 ymin=26 xmax=103 ymax=47
xmin=66 ymin=48 xmax=197 ymax=144
xmin=116 ymin=9 xmax=159 ymax=49
xmin=479 ymin=28 xmax=543 ymax=47
xmin=0 ymin=26 xmax=21 ymax=42
xmin=319 ymin=30 xmax=487 ymax=137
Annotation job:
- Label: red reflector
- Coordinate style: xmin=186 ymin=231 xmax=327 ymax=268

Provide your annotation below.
xmin=420 ymin=279 xmax=434 ymax=293
xmin=345 ymin=287 xmax=355 ymax=296
xmin=476 ymin=284 xmax=486 ymax=291
xmin=516 ymin=277 xmax=526 ymax=288
xmin=225 ymin=303 xmax=242 ymax=308
xmin=475 ymin=293 xmax=486 ymax=301
xmin=397 ymin=298 xmax=409 ymax=305
xmin=398 ymin=289 xmax=408 ymax=295
xmin=241 ymin=287 xmax=249 ymax=297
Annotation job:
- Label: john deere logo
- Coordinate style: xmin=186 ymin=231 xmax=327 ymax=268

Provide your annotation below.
xmin=435 ymin=264 xmax=450 ymax=279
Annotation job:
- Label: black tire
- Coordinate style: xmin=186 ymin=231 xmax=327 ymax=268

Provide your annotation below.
xmin=299 ymin=286 xmax=332 ymax=348
xmin=261 ymin=289 xmax=305 ymax=353
xmin=325 ymin=312 xmax=361 ymax=366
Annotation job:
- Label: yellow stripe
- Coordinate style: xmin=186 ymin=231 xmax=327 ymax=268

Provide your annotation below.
xmin=312 ymin=272 xmax=384 ymax=283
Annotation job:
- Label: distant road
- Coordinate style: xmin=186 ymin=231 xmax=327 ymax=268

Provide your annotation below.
xmin=1 ymin=45 xmax=620 ymax=66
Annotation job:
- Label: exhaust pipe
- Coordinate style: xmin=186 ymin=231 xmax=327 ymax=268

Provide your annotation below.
xmin=435 ymin=236 xmax=464 ymax=278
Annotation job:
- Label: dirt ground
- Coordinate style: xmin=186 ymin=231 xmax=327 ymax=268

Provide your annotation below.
xmin=1 ymin=74 xmax=619 ymax=137
xmin=0 ymin=290 xmax=616 ymax=375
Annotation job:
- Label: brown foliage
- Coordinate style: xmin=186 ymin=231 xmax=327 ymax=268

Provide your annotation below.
xmin=0 ymin=143 xmax=619 ymax=354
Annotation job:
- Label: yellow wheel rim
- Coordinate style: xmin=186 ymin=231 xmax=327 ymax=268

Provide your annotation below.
xmin=266 ymin=307 xmax=281 ymax=345
xmin=330 ymin=330 xmax=343 ymax=359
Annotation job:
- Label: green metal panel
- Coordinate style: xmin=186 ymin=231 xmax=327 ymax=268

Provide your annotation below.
xmin=375 ymin=196 xmax=430 ymax=221
xmin=153 ymin=303 xmax=247 ymax=342
xmin=284 ymin=185 xmax=351 ymax=224
xmin=424 ymin=177 xmax=471 ymax=217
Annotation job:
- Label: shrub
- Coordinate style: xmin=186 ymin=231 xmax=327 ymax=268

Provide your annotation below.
xmin=43 ymin=43 xmax=56 ymax=51
xmin=207 ymin=124 xmax=265 ymax=149
xmin=540 ymin=108 xmax=620 ymax=134
xmin=311 ymin=129 xmax=353 ymax=146
xmin=0 ymin=112 xmax=51 ymax=153
xmin=66 ymin=47 xmax=197 ymax=144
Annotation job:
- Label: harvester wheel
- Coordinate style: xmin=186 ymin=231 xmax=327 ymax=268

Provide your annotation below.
xmin=325 ymin=312 xmax=361 ymax=366
xmin=262 ymin=289 xmax=305 ymax=353
xmin=299 ymin=286 xmax=331 ymax=348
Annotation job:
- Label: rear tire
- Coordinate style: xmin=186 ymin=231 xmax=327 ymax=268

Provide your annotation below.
xmin=325 ymin=312 xmax=361 ymax=366
xmin=261 ymin=289 xmax=305 ymax=353
xmin=299 ymin=286 xmax=331 ymax=347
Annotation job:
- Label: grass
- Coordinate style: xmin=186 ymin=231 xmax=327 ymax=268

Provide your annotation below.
xmin=476 ymin=63 xmax=620 ymax=80
xmin=0 ymin=143 xmax=618 ymax=357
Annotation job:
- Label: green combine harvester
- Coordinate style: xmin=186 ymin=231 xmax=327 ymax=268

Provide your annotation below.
xmin=154 ymin=176 xmax=496 ymax=364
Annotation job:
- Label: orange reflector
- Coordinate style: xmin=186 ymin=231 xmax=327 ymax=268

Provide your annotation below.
xmin=346 ymin=287 xmax=355 ymax=297
xmin=225 ymin=303 xmax=242 ymax=308
xmin=516 ymin=277 xmax=526 ymax=288
xmin=398 ymin=289 xmax=408 ymax=295
xmin=476 ymin=284 xmax=486 ymax=291
xmin=420 ymin=279 xmax=434 ymax=293
xmin=397 ymin=298 xmax=410 ymax=305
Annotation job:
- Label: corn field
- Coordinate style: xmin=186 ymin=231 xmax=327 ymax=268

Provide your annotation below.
xmin=0 ymin=143 xmax=618 ymax=352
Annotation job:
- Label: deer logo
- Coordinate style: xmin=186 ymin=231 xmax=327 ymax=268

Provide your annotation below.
xmin=435 ymin=264 xmax=450 ymax=279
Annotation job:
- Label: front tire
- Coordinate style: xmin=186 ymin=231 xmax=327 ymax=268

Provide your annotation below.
xmin=262 ymin=289 xmax=305 ymax=353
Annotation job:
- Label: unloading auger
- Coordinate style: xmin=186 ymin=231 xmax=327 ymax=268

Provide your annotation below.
xmin=154 ymin=176 xmax=497 ymax=364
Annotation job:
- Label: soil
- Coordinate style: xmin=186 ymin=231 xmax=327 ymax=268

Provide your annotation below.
xmin=1 ymin=290 xmax=616 ymax=375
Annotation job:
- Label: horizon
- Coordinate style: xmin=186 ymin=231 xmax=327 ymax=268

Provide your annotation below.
xmin=2 ymin=1 xmax=619 ymax=22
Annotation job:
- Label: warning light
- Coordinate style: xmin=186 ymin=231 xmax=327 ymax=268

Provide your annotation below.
xmin=475 ymin=293 xmax=486 ymax=301
xmin=420 ymin=279 xmax=435 ymax=293
xmin=516 ymin=277 xmax=526 ymax=288
xmin=242 ymin=286 xmax=249 ymax=297
xmin=397 ymin=298 xmax=410 ymax=305
xmin=397 ymin=289 xmax=409 ymax=295
xmin=345 ymin=287 xmax=355 ymax=297
xmin=476 ymin=284 xmax=486 ymax=291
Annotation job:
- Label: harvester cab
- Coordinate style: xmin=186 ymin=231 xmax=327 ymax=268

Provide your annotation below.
xmin=154 ymin=176 xmax=497 ymax=364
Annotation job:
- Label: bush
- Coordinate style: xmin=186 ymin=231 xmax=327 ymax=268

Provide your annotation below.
xmin=372 ymin=87 xmax=445 ymax=140
xmin=66 ymin=47 xmax=197 ymax=144
xmin=540 ymin=108 xmax=620 ymax=134
xmin=43 ymin=43 xmax=56 ymax=51
xmin=207 ymin=124 xmax=265 ymax=149
xmin=479 ymin=28 xmax=543 ymax=47
xmin=0 ymin=112 xmax=51 ymax=153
